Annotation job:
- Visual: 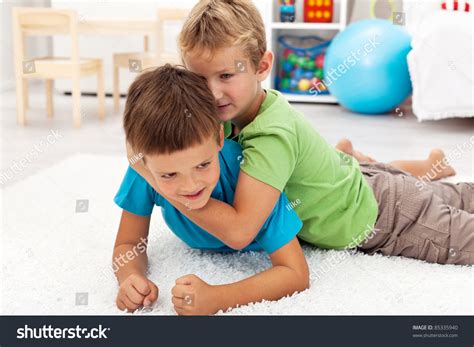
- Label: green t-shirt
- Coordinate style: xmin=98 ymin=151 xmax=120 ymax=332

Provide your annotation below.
xmin=223 ymin=121 xmax=233 ymax=139
xmin=236 ymin=89 xmax=378 ymax=249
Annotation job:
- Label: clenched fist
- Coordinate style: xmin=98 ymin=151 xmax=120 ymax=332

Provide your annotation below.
xmin=116 ymin=273 xmax=159 ymax=312
xmin=171 ymin=274 xmax=219 ymax=315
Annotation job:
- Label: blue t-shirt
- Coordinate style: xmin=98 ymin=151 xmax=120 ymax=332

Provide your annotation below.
xmin=114 ymin=139 xmax=302 ymax=254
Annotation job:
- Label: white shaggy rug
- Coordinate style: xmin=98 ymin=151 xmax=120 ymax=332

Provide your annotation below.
xmin=1 ymin=154 xmax=473 ymax=315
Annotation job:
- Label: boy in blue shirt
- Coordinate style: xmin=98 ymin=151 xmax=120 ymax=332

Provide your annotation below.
xmin=113 ymin=65 xmax=309 ymax=315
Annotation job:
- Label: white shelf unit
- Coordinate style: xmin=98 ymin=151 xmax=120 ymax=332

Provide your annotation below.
xmin=265 ymin=0 xmax=348 ymax=103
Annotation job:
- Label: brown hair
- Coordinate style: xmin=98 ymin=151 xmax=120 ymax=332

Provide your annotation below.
xmin=123 ymin=64 xmax=220 ymax=156
xmin=179 ymin=0 xmax=266 ymax=70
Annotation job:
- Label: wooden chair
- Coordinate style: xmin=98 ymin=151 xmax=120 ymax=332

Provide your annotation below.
xmin=112 ymin=8 xmax=189 ymax=112
xmin=12 ymin=7 xmax=105 ymax=128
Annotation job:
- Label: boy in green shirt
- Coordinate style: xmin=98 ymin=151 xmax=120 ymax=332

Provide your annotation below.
xmin=128 ymin=0 xmax=473 ymax=265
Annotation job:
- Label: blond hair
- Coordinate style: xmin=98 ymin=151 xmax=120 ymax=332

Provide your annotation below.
xmin=179 ymin=0 xmax=266 ymax=70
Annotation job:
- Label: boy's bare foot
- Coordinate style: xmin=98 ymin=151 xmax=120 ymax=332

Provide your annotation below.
xmin=425 ymin=149 xmax=456 ymax=180
xmin=336 ymin=138 xmax=376 ymax=164
xmin=336 ymin=138 xmax=353 ymax=154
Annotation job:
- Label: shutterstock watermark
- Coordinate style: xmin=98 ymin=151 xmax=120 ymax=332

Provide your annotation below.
xmin=111 ymin=237 xmax=148 ymax=273
xmin=310 ymin=224 xmax=379 ymax=281
xmin=100 ymin=225 xmax=164 ymax=282
xmin=17 ymin=324 xmax=110 ymax=339
xmin=0 ymin=129 xmax=63 ymax=186
xmin=309 ymin=35 xmax=382 ymax=95
xmin=415 ymin=135 xmax=474 ymax=191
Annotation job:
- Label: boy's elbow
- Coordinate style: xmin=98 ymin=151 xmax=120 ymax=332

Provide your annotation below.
xmin=228 ymin=225 xmax=259 ymax=250
xmin=299 ymin=273 xmax=310 ymax=291
xmin=295 ymin=266 xmax=310 ymax=292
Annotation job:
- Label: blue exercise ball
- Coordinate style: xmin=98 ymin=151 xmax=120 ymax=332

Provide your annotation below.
xmin=324 ymin=19 xmax=412 ymax=114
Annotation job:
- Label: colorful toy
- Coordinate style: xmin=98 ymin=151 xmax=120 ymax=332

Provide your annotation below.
xmin=304 ymin=0 xmax=333 ymax=23
xmin=292 ymin=68 xmax=303 ymax=79
xmin=311 ymin=78 xmax=326 ymax=91
xmin=290 ymin=79 xmax=299 ymax=89
xmin=304 ymin=60 xmax=315 ymax=70
xmin=303 ymin=71 xmax=314 ymax=79
xmin=314 ymin=68 xmax=324 ymax=80
xmin=283 ymin=60 xmax=294 ymax=73
xmin=277 ymin=35 xmax=331 ymax=95
xmin=279 ymin=0 xmax=296 ymax=22
xmin=280 ymin=78 xmax=291 ymax=90
xmin=315 ymin=54 xmax=325 ymax=69
xmin=324 ymin=19 xmax=412 ymax=114
xmin=298 ymin=78 xmax=311 ymax=91
xmin=287 ymin=53 xmax=298 ymax=65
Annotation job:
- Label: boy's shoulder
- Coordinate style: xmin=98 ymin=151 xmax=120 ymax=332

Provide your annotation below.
xmin=260 ymin=89 xmax=294 ymax=115
xmin=240 ymin=89 xmax=304 ymax=138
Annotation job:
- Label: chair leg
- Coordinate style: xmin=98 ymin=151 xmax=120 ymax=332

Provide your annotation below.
xmin=23 ymin=80 xmax=29 ymax=110
xmin=45 ymin=79 xmax=54 ymax=118
xmin=72 ymin=76 xmax=81 ymax=128
xmin=113 ymin=59 xmax=120 ymax=113
xmin=15 ymin=76 xmax=27 ymax=126
xmin=97 ymin=64 xmax=105 ymax=120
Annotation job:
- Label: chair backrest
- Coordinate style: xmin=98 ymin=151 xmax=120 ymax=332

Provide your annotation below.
xmin=156 ymin=8 xmax=190 ymax=65
xmin=12 ymin=7 xmax=80 ymax=64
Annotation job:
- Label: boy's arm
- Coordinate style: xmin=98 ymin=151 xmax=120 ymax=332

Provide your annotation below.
xmin=171 ymin=237 xmax=309 ymax=315
xmin=177 ymin=171 xmax=280 ymax=249
xmin=113 ymin=209 xmax=151 ymax=284
xmin=127 ymin=141 xmax=280 ymax=250
xmin=113 ymin=210 xmax=159 ymax=312
xmin=214 ymin=237 xmax=309 ymax=310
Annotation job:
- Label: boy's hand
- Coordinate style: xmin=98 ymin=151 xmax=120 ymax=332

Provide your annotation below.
xmin=116 ymin=273 xmax=159 ymax=313
xmin=171 ymin=274 xmax=219 ymax=315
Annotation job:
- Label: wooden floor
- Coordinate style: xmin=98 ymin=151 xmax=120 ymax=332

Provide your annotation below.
xmin=1 ymin=83 xmax=473 ymax=188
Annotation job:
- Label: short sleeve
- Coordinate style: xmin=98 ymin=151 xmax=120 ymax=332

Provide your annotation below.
xmin=114 ymin=166 xmax=157 ymax=216
xmin=239 ymin=132 xmax=298 ymax=192
xmin=254 ymin=192 xmax=302 ymax=254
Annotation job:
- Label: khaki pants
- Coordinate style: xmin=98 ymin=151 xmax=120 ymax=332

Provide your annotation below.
xmin=358 ymin=162 xmax=474 ymax=265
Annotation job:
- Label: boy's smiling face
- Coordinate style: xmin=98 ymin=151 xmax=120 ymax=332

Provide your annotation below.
xmin=184 ymin=46 xmax=273 ymax=129
xmin=144 ymin=130 xmax=224 ymax=210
